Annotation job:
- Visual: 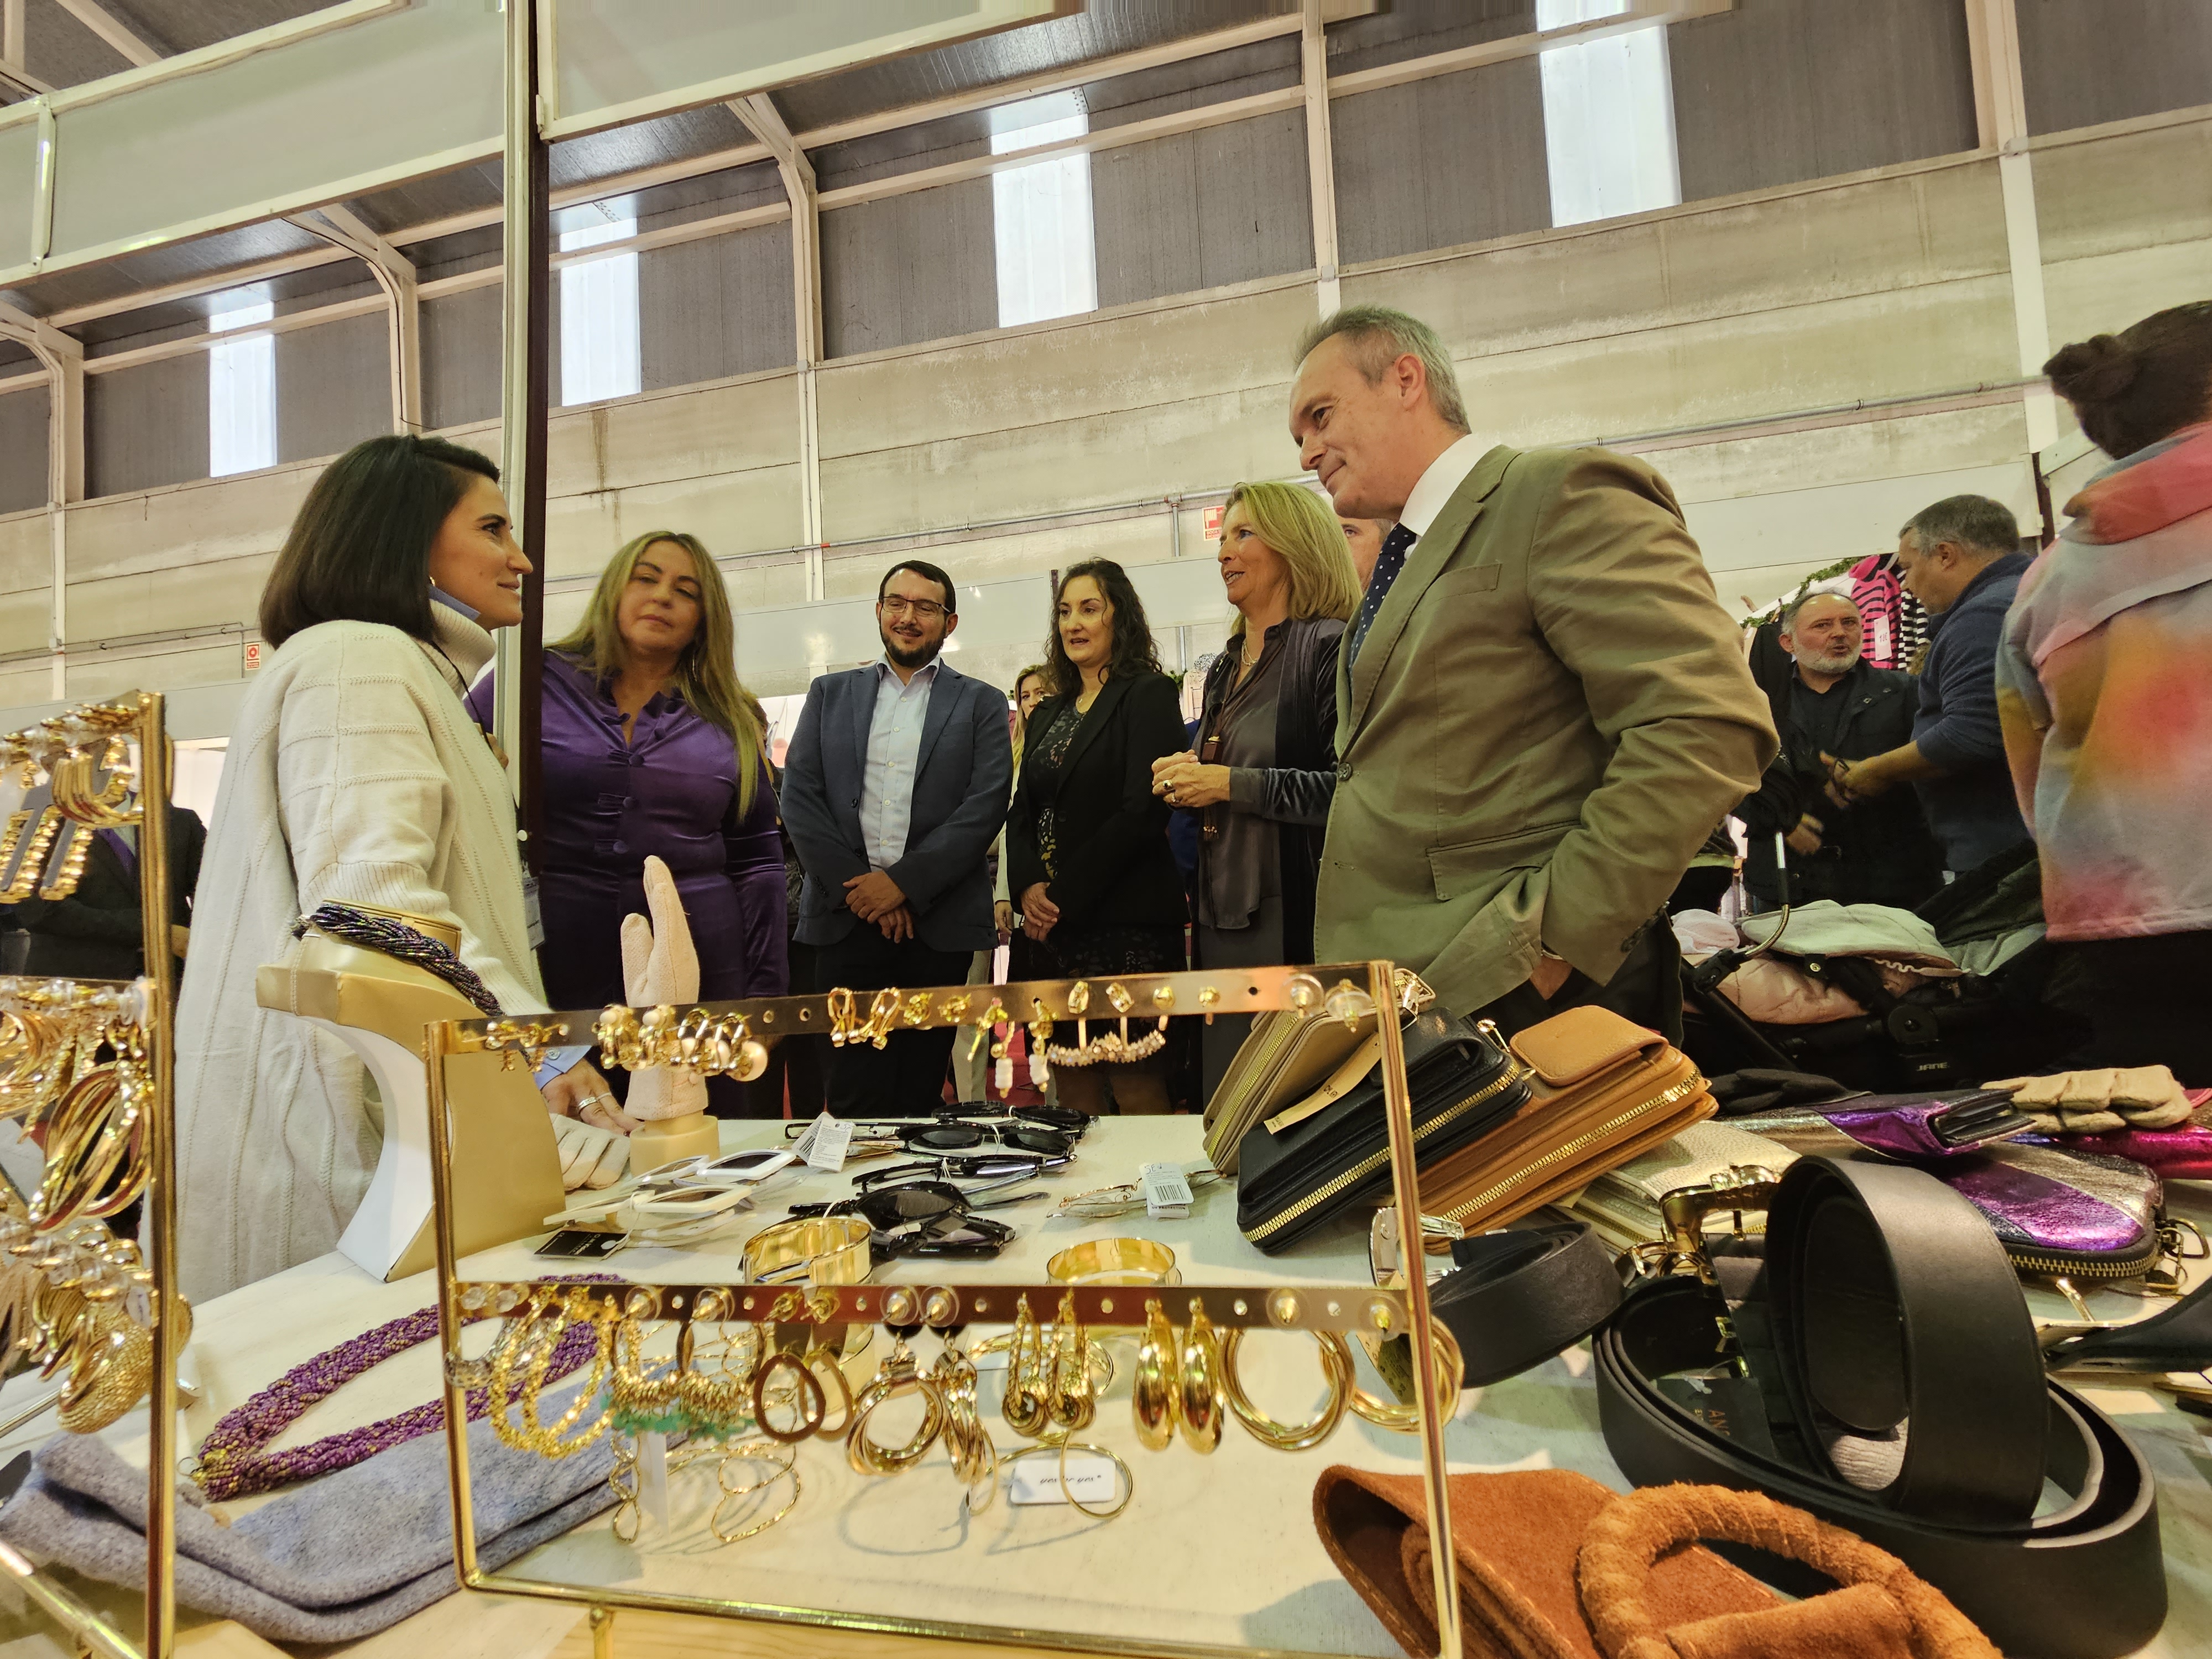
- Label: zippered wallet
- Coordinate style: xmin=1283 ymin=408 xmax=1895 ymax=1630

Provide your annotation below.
xmin=1233 ymin=1013 xmax=1528 ymax=1255
xmin=1416 ymin=1005 xmax=1717 ymax=1237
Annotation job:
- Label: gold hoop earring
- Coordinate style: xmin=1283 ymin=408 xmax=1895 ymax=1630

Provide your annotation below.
xmin=825 ymin=987 xmax=858 ymax=1047
xmin=1047 ymin=1291 xmax=1094 ymax=1432
xmin=1218 ymin=1328 xmax=1353 ymax=1452
xmin=862 ymin=988 xmax=901 ymax=1049
xmin=931 ymin=1345 xmax=998 ymax=1511
xmin=1348 ymin=1323 xmax=1464 ymax=1433
xmin=1001 ymin=1295 xmax=1050 ymax=1438
xmin=846 ymin=1338 xmax=947 ymax=1476
xmin=1131 ymin=1300 xmax=1179 ymax=1452
xmin=1177 ymin=1303 xmax=1224 ymax=1454
xmin=750 ymin=1348 xmax=827 ymax=1444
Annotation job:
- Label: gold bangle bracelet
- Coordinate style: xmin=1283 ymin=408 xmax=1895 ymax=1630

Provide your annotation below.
xmin=741 ymin=1215 xmax=874 ymax=1287
xmin=1045 ymin=1237 xmax=1178 ymax=1287
xmin=1348 ymin=1323 xmax=1464 ymax=1433
xmin=1218 ymin=1328 xmax=1354 ymax=1452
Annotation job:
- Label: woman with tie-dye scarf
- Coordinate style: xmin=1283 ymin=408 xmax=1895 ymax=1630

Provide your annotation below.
xmin=1999 ymin=301 xmax=2212 ymax=1082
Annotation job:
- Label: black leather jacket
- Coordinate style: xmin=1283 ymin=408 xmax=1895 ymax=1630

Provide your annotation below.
xmin=1194 ymin=614 xmax=1344 ymax=961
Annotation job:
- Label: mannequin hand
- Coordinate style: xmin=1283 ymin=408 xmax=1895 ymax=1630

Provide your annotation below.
xmin=620 ymin=855 xmax=707 ymax=1121
xmin=542 ymin=1060 xmax=640 ymax=1134
xmin=554 ymin=1117 xmax=629 ymax=1190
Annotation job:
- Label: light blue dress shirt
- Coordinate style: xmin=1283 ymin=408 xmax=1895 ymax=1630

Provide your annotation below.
xmin=858 ymin=655 xmax=941 ymax=870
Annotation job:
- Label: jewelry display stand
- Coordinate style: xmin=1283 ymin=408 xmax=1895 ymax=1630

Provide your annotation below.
xmin=0 ymin=693 xmax=202 ymax=1659
xmin=424 ymin=961 xmax=1466 ymax=1659
xmin=254 ymin=918 xmax=566 ymax=1282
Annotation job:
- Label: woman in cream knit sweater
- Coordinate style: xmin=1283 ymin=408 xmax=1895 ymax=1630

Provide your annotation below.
xmin=175 ymin=436 xmax=625 ymax=1301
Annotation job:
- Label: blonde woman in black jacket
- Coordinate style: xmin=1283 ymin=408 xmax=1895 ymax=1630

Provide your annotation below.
xmin=1152 ymin=482 xmax=1361 ymax=1101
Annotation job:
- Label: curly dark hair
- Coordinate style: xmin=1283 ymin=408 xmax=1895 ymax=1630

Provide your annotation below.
xmin=1043 ymin=559 xmax=1164 ymax=696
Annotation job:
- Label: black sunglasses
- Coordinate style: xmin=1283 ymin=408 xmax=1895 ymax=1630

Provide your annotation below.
xmin=853 ymin=1151 xmax=1071 ymax=1193
xmin=788 ymin=1181 xmax=1018 ymax=1260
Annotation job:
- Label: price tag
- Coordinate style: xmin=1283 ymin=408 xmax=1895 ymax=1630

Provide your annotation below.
xmin=1007 ymin=1454 xmax=1121 ymax=1506
xmin=1140 ymin=1161 xmax=1194 ymax=1220
xmin=790 ymin=1111 xmax=853 ymax=1172
xmin=639 ymin=1431 xmax=671 ymax=1531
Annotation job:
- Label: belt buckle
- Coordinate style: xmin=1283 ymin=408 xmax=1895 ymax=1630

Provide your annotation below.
xmin=1634 ymin=1165 xmax=1783 ymax=1286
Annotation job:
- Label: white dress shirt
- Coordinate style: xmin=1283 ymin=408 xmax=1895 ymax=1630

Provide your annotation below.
xmin=1396 ymin=431 xmax=1490 ymax=540
xmin=858 ymin=655 xmax=941 ymax=870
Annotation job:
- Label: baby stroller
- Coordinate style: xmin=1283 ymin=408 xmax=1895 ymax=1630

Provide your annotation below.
xmin=1681 ymin=843 xmax=2084 ymax=1091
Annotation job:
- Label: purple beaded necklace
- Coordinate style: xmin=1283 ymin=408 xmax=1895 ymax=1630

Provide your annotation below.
xmin=191 ymin=1284 xmax=609 ymax=1502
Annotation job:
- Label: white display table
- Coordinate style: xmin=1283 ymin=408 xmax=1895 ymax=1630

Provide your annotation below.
xmin=1 ymin=1117 xmax=2206 ymax=1659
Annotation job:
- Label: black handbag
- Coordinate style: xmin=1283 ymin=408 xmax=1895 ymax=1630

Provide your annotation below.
xmin=1234 ymin=1012 xmax=1529 ymax=1254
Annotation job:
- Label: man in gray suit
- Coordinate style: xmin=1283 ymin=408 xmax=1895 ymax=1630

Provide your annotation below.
xmin=781 ymin=559 xmax=1013 ymax=1113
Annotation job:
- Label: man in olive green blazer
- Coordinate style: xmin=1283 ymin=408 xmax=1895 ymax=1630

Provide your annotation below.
xmin=1289 ymin=306 xmax=1775 ymax=1031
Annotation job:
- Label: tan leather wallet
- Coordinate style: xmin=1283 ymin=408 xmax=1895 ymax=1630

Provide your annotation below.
xmin=1414 ymin=1004 xmax=1715 ymax=1234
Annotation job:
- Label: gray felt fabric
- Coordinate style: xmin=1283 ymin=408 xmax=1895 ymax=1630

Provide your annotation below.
xmin=0 ymin=1380 xmax=617 ymax=1642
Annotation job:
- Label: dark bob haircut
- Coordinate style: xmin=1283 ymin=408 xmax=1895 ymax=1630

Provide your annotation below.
xmin=258 ymin=435 xmax=501 ymax=650
xmin=1044 ymin=558 xmax=1164 ymax=697
xmin=877 ymin=557 xmax=957 ymax=612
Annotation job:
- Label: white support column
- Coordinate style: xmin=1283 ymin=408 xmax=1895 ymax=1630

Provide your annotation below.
xmin=2 ymin=0 xmax=24 ymax=72
xmin=289 ymin=203 xmax=423 ymax=431
xmin=1301 ymin=0 xmax=1342 ymax=316
xmin=0 ymin=301 xmax=84 ymax=700
xmin=733 ymin=92 xmax=827 ymax=597
xmin=1966 ymin=0 xmax=2058 ymax=453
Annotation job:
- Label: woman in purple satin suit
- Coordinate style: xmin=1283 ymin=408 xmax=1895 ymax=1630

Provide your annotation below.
xmin=469 ymin=530 xmax=787 ymax=1113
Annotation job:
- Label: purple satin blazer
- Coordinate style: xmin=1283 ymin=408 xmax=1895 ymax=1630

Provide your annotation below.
xmin=467 ymin=653 xmax=788 ymax=1013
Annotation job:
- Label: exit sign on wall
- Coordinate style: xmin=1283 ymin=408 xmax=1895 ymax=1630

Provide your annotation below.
xmin=1203 ymin=505 xmax=1224 ymax=540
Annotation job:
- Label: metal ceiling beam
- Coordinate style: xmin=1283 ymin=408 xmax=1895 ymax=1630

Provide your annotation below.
xmin=54 ymin=0 xmax=163 ymax=69
xmin=1326 ymin=0 xmax=1730 ymax=99
xmin=0 ymin=296 xmax=82 ymax=698
xmin=288 ymin=201 xmax=420 ymax=431
xmin=732 ymin=92 xmax=823 ymax=586
xmin=1965 ymin=0 xmax=2057 ymax=457
xmin=1300 ymin=0 xmax=1339 ymax=316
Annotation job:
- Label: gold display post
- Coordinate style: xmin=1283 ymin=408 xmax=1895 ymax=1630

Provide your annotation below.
xmin=424 ymin=962 xmax=1463 ymax=1659
xmin=133 ymin=696 xmax=179 ymax=1659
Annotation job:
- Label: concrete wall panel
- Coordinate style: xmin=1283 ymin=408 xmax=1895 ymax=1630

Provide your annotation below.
xmin=63 ymin=466 xmax=312 ymax=586
xmin=0 ymin=387 xmax=50 ymax=518
xmin=2032 ymin=116 xmax=2212 ymax=266
xmin=87 ymin=353 xmax=210 ymax=498
xmin=275 ymin=311 xmax=390 ymax=465
xmin=65 ymin=550 xmax=275 ymax=645
xmin=1332 ymin=58 xmax=1550 ymax=264
xmin=593 ymin=372 xmax=802 ymax=495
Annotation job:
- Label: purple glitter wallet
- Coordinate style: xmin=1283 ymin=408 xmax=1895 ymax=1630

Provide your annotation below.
xmin=1728 ymin=1094 xmax=2170 ymax=1283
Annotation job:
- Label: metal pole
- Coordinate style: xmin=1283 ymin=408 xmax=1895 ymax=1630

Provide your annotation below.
xmin=425 ymin=1024 xmax=481 ymax=1585
xmin=495 ymin=0 xmax=550 ymax=873
xmin=135 ymin=693 xmax=178 ymax=1659
xmin=1372 ymin=958 xmax=1458 ymax=1659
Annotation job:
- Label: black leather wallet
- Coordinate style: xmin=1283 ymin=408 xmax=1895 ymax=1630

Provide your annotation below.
xmin=1233 ymin=1013 xmax=1528 ymax=1254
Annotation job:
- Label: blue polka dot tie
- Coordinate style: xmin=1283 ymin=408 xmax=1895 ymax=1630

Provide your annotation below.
xmin=1346 ymin=523 xmax=1418 ymax=671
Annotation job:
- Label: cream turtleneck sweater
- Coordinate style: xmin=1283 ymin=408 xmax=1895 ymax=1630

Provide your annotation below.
xmin=175 ymin=608 xmax=548 ymax=1301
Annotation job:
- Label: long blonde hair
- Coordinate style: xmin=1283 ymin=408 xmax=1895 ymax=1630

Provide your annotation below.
xmin=551 ymin=530 xmax=766 ymax=813
xmin=1219 ymin=482 xmax=1361 ymax=637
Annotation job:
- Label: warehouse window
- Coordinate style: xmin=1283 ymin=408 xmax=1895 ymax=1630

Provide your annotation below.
xmin=208 ymin=301 xmax=276 ymax=477
xmin=1536 ymin=0 xmax=1682 ymax=228
xmin=559 ymin=216 xmax=641 ymax=405
xmin=992 ymin=96 xmax=1098 ymax=329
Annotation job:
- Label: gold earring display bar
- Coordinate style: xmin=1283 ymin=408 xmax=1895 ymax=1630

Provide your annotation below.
xmin=425 ymin=958 xmax=1463 ymax=1659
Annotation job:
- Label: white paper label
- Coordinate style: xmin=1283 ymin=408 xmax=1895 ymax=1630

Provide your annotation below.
xmin=1871 ymin=614 xmax=1892 ymax=663
xmin=639 ymin=1431 xmax=670 ymax=1531
xmin=1140 ymin=1161 xmax=1193 ymax=1220
xmin=790 ymin=1111 xmax=853 ymax=1172
xmin=1007 ymin=1454 xmax=1120 ymax=1506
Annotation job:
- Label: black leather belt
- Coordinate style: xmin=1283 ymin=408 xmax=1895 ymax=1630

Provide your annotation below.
xmin=1764 ymin=1155 xmax=2048 ymax=1524
xmin=1431 ymin=1223 xmax=1622 ymax=1388
xmin=1594 ymin=1157 xmax=2165 ymax=1659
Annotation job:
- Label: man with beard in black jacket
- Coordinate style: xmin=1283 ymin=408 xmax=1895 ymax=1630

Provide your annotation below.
xmin=1737 ymin=592 xmax=1942 ymax=911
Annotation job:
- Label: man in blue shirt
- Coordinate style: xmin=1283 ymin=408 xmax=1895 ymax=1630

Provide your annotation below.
xmin=1827 ymin=495 xmax=2033 ymax=876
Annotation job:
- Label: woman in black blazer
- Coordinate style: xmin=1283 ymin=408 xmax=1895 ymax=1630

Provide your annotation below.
xmin=1006 ymin=559 xmax=1189 ymax=1115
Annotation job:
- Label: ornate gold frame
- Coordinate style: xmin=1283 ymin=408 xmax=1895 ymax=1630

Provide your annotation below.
xmin=0 ymin=692 xmax=184 ymax=1659
xmin=425 ymin=959 xmax=1463 ymax=1659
